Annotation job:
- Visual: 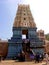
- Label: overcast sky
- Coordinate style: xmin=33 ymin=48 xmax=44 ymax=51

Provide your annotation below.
xmin=0 ymin=0 xmax=49 ymax=40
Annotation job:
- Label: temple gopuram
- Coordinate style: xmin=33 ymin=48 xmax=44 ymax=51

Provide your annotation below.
xmin=6 ymin=4 xmax=45 ymax=60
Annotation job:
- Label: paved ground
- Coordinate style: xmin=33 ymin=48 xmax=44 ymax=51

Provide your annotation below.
xmin=0 ymin=60 xmax=49 ymax=65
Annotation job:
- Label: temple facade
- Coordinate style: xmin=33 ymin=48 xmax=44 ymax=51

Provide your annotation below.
xmin=7 ymin=5 xmax=45 ymax=59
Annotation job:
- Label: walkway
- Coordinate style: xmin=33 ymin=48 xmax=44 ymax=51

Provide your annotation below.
xmin=0 ymin=60 xmax=49 ymax=65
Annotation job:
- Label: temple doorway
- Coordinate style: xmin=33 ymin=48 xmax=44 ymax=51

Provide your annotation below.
xmin=22 ymin=29 xmax=30 ymax=60
xmin=22 ymin=29 xmax=30 ymax=52
xmin=22 ymin=30 xmax=28 ymax=39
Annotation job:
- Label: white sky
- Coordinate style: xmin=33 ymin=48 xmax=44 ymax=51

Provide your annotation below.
xmin=22 ymin=35 xmax=26 ymax=39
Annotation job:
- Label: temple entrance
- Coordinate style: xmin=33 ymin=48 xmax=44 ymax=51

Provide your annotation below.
xmin=22 ymin=30 xmax=28 ymax=39
xmin=22 ymin=29 xmax=30 ymax=61
xmin=22 ymin=29 xmax=29 ymax=52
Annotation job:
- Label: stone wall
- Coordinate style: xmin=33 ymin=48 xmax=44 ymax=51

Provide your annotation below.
xmin=45 ymin=40 xmax=49 ymax=54
xmin=0 ymin=40 xmax=8 ymax=59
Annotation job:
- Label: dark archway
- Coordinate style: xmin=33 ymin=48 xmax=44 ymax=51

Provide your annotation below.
xmin=22 ymin=29 xmax=28 ymax=39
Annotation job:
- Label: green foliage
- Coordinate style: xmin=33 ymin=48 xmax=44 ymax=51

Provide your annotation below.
xmin=45 ymin=34 xmax=49 ymax=41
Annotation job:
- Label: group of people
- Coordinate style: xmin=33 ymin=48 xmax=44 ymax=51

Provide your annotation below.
xmin=17 ymin=50 xmax=44 ymax=62
xmin=30 ymin=52 xmax=49 ymax=65
xmin=30 ymin=49 xmax=44 ymax=62
xmin=34 ymin=52 xmax=43 ymax=63
xmin=17 ymin=50 xmax=49 ymax=65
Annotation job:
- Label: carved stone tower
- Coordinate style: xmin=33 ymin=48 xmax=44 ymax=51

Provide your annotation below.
xmin=7 ymin=5 xmax=44 ymax=59
xmin=13 ymin=5 xmax=36 ymax=28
